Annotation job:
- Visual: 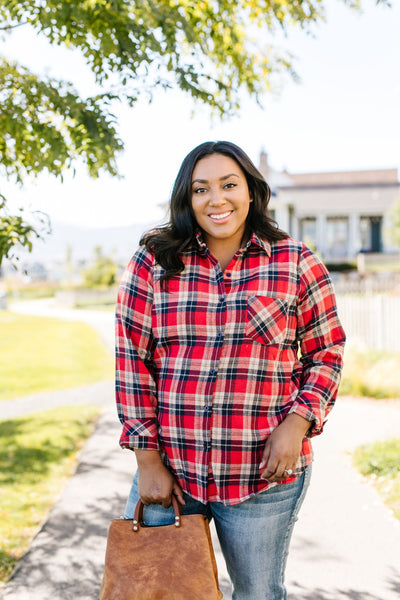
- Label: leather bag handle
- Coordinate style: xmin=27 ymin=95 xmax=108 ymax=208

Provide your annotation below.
xmin=132 ymin=496 xmax=183 ymax=532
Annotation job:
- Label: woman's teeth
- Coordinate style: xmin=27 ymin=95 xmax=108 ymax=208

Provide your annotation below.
xmin=210 ymin=211 xmax=231 ymax=220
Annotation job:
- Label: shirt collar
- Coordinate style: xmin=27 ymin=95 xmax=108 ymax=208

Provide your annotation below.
xmin=194 ymin=230 xmax=271 ymax=257
xmin=250 ymin=233 xmax=271 ymax=257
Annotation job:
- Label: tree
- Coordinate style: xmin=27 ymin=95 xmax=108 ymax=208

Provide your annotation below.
xmin=0 ymin=0 xmax=390 ymax=266
xmin=82 ymin=246 xmax=118 ymax=288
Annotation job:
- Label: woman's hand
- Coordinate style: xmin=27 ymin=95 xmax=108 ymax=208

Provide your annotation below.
xmin=135 ymin=449 xmax=185 ymax=508
xmin=259 ymin=414 xmax=310 ymax=483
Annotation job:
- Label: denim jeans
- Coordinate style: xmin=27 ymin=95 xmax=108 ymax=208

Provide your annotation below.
xmin=124 ymin=465 xmax=311 ymax=600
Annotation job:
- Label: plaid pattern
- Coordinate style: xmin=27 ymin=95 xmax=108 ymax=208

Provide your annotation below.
xmin=116 ymin=233 xmax=346 ymax=505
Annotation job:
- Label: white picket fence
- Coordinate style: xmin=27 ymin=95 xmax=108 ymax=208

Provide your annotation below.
xmin=336 ymin=294 xmax=400 ymax=352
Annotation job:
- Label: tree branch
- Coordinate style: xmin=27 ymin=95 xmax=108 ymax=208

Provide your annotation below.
xmin=0 ymin=22 xmax=28 ymax=32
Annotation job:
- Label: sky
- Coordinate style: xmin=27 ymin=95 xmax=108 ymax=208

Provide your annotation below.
xmin=1 ymin=0 xmax=399 ymax=230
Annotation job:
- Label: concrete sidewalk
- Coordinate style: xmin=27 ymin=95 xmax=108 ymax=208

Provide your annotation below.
xmin=1 ymin=300 xmax=400 ymax=599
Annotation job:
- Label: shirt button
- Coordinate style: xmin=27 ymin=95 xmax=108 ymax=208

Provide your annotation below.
xmin=216 ymin=332 xmax=223 ymax=339
xmin=225 ymin=272 xmax=232 ymax=278
xmin=209 ymin=368 xmax=217 ymax=376
xmin=219 ymin=296 xmax=225 ymax=303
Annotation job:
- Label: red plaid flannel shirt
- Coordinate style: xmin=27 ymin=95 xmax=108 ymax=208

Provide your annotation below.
xmin=116 ymin=233 xmax=346 ymax=505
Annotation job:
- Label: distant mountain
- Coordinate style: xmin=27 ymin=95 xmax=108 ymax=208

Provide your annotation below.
xmin=23 ymin=221 xmax=155 ymax=265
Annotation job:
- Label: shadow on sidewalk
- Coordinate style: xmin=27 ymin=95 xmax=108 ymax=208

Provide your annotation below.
xmin=3 ymin=497 xmax=120 ymax=600
xmin=289 ymin=567 xmax=400 ymax=600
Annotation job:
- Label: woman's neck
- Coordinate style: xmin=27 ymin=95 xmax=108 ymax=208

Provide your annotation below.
xmin=206 ymin=236 xmax=246 ymax=272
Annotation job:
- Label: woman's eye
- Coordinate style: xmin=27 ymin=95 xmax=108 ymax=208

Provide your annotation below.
xmin=224 ymin=182 xmax=236 ymax=189
xmin=193 ymin=187 xmax=206 ymax=194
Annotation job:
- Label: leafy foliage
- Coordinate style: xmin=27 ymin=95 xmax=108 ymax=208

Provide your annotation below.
xmin=0 ymin=1 xmax=321 ymax=114
xmin=82 ymin=245 xmax=118 ymax=287
xmin=0 ymin=194 xmax=51 ymax=268
xmin=0 ymin=1 xmax=390 ymax=117
xmin=0 ymin=0 xmax=391 ymax=265
xmin=0 ymin=58 xmax=122 ymax=183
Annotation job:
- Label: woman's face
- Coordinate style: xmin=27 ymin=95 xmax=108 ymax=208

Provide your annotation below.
xmin=191 ymin=153 xmax=252 ymax=251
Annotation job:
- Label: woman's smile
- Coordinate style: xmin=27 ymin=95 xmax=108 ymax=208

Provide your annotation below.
xmin=208 ymin=210 xmax=233 ymax=222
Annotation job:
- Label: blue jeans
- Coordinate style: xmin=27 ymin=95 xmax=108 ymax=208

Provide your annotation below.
xmin=124 ymin=465 xmax=311 ymax=600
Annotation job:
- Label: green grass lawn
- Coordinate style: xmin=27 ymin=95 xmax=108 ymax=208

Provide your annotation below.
xmin=353 ymin=438 xmax=400 ymax=521
xmin=0 ymin=405 xmax=101 ymax=584
xmin=0 ymin=311 xmax=113 ymax=401
xmin=339 ymin=347 xmax=400 ymax=400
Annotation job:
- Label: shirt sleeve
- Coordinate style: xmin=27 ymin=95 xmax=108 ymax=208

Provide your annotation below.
xmin=288 ymin=244 xmax=346 ymax=437
xmin=115 ymin=248 xmax=159 ymax=451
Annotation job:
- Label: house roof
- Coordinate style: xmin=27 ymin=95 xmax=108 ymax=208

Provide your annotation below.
xmin=283 ymin=168 xmax=399 ymax=188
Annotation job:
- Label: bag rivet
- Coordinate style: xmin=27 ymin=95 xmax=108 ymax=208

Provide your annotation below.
xmin=133 ymin=525 xmax=138 ymax=531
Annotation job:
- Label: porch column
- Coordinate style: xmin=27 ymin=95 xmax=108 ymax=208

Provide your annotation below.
xmin=275 ymin=204 xmax=290 ymax=233
xmin=348 ymin=213 xmax=361 ymax=258
xmin=316 ymin=214 xmax=327 ymax=257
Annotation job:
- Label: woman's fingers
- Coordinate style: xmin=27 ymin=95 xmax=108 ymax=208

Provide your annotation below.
xmin=259 ymin=442 xmax=271 ymax=471
xmin=260 ymin=457 xmax=278 ymax=481
xmin=172 ymin=482 xmax=186 ymax=505
xmin=259 ymin=437 xmax=298 ymax=481
xmin=260 ymin=461 xmax=296 ymax=482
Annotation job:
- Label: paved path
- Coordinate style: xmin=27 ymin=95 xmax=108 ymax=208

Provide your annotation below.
xmin=1 ymin=300 xmax=400 ymax=599
xmin=0 ymin=382 xmax=114 ymax=420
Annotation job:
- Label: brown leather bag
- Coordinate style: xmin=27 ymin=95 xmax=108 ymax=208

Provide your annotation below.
xmin=99 ymin=496 xmax=223 ymax=600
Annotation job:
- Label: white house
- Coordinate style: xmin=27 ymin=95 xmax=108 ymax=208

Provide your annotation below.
xmin=258 ymin=151 xmax=400 ymax=262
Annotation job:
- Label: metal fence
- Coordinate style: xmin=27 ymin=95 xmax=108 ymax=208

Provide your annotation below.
xmin=336 ymin=294 xmax=400 ymax=352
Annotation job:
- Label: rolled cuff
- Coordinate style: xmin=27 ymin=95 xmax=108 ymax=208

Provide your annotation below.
xmin=288 ymin=401 xmax=325 ymax=437
xmin=119 ymin=418 xmax=160 ymax=451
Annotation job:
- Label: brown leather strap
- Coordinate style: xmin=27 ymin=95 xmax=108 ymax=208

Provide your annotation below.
xmin=132 ymin=496 xmax=182 ymax=532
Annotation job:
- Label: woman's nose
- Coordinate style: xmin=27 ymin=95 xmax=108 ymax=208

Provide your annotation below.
xmin=209 ymin=187 xmax=225 ymax=206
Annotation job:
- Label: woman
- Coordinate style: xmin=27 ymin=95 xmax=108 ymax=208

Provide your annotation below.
xmin=116 ymin=141 xmax=345 ymax=599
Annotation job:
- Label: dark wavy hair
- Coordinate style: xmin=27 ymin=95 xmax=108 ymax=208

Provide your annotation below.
xmin=141 ymin=141 xmax=289 ymax=283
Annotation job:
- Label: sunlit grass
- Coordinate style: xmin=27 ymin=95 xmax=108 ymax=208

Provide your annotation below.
xmin=0 ymin=405 xmax=101 ymax=583
xmin=339 ymin=347 xmax=400 ymax=399
xmin=353 ymin=438 xmax=400 ymax=521
xmin=0 ymin=312 xmax=113 ymax=401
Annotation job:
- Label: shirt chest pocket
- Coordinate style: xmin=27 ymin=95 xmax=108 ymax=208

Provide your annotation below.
xmin=245 ymin=296 xmax=290 ymax=346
